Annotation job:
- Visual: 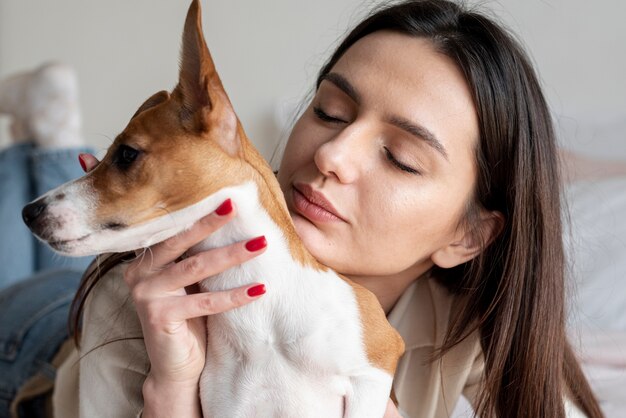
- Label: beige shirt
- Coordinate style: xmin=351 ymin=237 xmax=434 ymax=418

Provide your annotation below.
xmin=54 ymin=264 xmax=147 ymax=418
xmin=387 ymin=276 xmax=484 ymax=418
xmin=51 ymin=264 xmax=586 ymax=418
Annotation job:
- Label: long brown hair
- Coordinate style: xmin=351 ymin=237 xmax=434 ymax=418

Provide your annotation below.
xmin=69 ymin=252 xmax=134 ymax=343
xmin=314 ymin=1 xmax=602 ymax=417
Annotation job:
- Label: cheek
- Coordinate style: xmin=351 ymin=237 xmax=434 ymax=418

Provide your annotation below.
xmin=348 ymin=184 xmax=464 ymax=268
xmin=384 ymin=183 xmax=465 ymax=240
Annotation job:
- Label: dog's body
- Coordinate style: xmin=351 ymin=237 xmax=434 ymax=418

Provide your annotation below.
xmin=23 ymin=1 xmax=404 ymax=416
xmin=193 ymin=183 xmax=397 ymax=417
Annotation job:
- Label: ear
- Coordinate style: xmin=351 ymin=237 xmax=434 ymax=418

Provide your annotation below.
xmin=431 ymin=210 xmax=504 ymax=269
xmin=176 ymin=0 xmax=241 ymax=156
xmin=130 ymin=90 xmax=170 ymax=121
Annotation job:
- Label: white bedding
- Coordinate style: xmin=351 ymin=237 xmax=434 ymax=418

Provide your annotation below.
xmin=564 ymin=174 xmax=626 ymax=418
xmin=565 ymin=176 xmax=626 ymax=332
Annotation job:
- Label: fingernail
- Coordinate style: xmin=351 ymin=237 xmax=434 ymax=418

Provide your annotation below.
xmin=78 ymin=154 xmax=87 ymax=172
xmin=247 ymin=284 xmax=266 ymax=297
xmin=215 ymin=199 xmax=233 ymax=216
xmin=245 ymin=236 xmax=267 ymax=252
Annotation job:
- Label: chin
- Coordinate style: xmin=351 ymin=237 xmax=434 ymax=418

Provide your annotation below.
xmin=290 ymin=210 xmax=365 ymax=276
xmin=292 ymin=215 xmax=337 ymax=266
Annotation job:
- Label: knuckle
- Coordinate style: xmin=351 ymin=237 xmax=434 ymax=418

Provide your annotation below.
xmin=181 ymin=256 xmax=204 ymax=276
xmin=143 ymin=302 xmax=165 ymax=327
xmin=198 ymin=295 xmax=216 ymax=314
xmin=229 ymin=288 xmax=247 ymax=308
xmin=130 ymin=281 xmax=148 ymax=302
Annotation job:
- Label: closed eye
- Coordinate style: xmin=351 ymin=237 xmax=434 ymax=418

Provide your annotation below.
xmin=384 ymin=147 xmax=420 ymax=175
xmin=313 ymin=106 xmax=347 ymax=124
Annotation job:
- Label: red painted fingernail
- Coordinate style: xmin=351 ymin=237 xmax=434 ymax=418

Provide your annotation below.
xmin=245 ymin=236 xmax=267 ymax=252
xmin=247 ymin=284 xmax=266 ymax=297
xmin=215 ymin=199 xmax=233 ymax=216
xmin=78 ymin=154 xmax=87 ymax=172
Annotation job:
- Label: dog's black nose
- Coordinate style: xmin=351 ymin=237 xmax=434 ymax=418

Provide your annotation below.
xmin=22 ymin=201 xmax=46 ymax=226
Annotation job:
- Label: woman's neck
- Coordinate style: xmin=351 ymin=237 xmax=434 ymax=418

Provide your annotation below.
xmin=347 ymin=264 xmax=433 ymax=314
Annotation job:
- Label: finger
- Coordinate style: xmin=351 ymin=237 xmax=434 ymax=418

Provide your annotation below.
xmin=78 ymin=153 xmax=99 ymax=172
xmin=384 ymin=398 xmax=402 ymax=418
xmin=166 ymin=283 xmax=266 ymax=321
xmin=135 ymin=199 xmax=236 ymax=268
xmin=151 ymin=235 xmax=268 ymax=292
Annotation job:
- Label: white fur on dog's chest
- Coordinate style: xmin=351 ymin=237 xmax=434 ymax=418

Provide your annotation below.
xmin=201 ymin=278 xmax=362 ymax=418
xmin=191 ymin=182 xmax=391 ymax=417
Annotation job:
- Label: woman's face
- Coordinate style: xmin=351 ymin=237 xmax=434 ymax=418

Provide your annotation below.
xmin=278 ymin=31 xmax=480 ymax=287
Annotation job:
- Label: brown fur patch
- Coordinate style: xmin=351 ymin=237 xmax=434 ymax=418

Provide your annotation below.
xmin=345 ymin=277 xmax=405 ymax=374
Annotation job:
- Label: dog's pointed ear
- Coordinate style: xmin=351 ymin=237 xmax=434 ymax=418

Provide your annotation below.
xmin=176 ymin=0 xmax=241 ymax=156
xmin=130 ymin=90 xmax=170 ymax=121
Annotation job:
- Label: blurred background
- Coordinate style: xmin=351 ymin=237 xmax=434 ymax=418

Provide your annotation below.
xmin=1 ymin=0 xmax=625 ymax=160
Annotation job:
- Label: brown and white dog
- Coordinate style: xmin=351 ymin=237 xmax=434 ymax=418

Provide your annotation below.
xmin=22 ymin=1 xmax=404 ymax=416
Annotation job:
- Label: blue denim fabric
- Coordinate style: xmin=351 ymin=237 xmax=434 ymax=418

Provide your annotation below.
xmin=0 ymin=143 xmax=35 ymax=288
xmin=0 ymin=143 xmax=97 ymax=417
xmin=0 ymin=269 xmax=82 ymax=418
xmin=0 ymin=143 xmax=94 ymax=290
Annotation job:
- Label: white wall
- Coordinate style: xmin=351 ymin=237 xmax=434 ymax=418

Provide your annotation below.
xmin=1 ymin=0 xmax=625 ymax=159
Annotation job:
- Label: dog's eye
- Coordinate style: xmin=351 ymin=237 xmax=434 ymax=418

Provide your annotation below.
xmin=114 ymin=145 xmax=140 ymax=167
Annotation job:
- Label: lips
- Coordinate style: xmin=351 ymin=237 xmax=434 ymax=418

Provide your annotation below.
xmin=292 ymin=183 xmax=346 ymax=223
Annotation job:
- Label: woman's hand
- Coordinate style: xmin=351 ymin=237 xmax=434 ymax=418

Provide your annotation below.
xmin=79 ymin=154 xmax=267 ymax=417
xmin=126 ymin=200 xmax=268 ymax=417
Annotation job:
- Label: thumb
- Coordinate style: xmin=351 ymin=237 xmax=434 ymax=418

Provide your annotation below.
xmin=78 ymin=153 xmax=100 ymax=172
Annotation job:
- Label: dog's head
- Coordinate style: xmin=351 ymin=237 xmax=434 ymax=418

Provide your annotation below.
xmin=23 ymin=0 xmax=263 ymax=256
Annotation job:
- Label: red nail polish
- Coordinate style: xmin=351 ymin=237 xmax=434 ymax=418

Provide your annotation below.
xmin=247 ymin=284 xmax=266 ymax=297
xmin=78 ymin=154 xmax=87 ymax=172
xmin=215 ymin=199 xmax=233 ymax=216
xmin=245 ymin=236 xmax=267 ymax=252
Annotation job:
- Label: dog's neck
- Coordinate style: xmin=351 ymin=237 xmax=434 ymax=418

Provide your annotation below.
xmin=186 ymin=180 xmax=323 ymax=292
xmin=189 ymin=181 xmax=285 ymax=253
xmin=221 ymin=132 xmax=320 ymax=269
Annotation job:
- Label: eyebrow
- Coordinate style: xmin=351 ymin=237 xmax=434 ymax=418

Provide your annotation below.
xmin=387 ymin=116 xmax=449 ymax=161
xmin=320 ymin=72 xmax=361 ymax=103
xmin=320 ymin=72 xmax=449 ymax=161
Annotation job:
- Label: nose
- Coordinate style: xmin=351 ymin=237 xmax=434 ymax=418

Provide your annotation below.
xmin=313 ymin=124 xmax=367 ymax=184
xmin=22 ymin=200 xmax=46 ymax=226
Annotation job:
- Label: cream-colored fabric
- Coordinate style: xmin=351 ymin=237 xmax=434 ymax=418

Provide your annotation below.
xmin=387 ymin=277 xmax=484 ymax=418
xmin=52 ymin=341 xmax=79 ymax=418
xmin=54 ymin=264 xmax=147 ymax=418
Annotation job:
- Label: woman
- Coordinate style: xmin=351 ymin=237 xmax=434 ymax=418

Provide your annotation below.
xmin=0 ymin=1 xmax=605 ymax=417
